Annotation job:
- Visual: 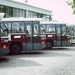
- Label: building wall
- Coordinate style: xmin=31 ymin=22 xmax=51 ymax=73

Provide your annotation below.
xmin=0 ymin=0 xmax=52 ymax=21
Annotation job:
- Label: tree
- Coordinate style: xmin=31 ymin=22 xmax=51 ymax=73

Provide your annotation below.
xmin=66 ymin=0 xmax=75 ymax=14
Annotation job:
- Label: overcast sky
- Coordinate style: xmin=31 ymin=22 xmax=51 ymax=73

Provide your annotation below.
xmin=14 ymin=0 xmax=75 ymax=24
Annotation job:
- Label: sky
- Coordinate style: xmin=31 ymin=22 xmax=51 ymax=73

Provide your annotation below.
xmin=13 ymin=0 xmax=75 ymax=24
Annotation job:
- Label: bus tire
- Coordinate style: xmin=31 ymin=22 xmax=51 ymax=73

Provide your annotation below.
xmin=10 ymin=43 xmax=21 ymax=54
xmin=46 ymin=41 xmax=53 ymax=49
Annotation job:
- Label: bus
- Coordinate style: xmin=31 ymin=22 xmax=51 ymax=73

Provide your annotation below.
xmin=1 ymin=17 xmax=45 ymax=54
xmin=0 ymin=13 xmax=10 ymax=56
xmin=40 ymin=21 xmax=70 ymax=49
xmin=1 ymin=17 xmax=70 ymax=55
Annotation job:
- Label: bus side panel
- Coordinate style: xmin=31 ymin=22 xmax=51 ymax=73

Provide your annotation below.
xmin=62 ymin=41 xmax=70 ymax=46
xmin=34 ymin=43 xmax=41 ymax=50
xmin=54 ymin=41 xmax=57 ymax=47
xmin=22 ymin=43 xmax=26 ymax=51
xmin=56 ymin=41 xmax=62 ymax=46
xmin=55 ymin=41 xmax=70 ymax=47
xmin=26 ymin=44 xmax=33 ymax=51
xmin=40 ymin=44 xmax=46 ymax=49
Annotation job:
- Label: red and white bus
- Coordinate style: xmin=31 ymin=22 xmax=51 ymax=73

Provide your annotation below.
xmin=40 ymin=21 xmax=70 ymax=49
xmin=0 ymin=17 xmax=70 ymax=54
xmin=0 ymin=13 xmax=10 ymax=56
xmin=1 ymin=17 xmax=44 ymax=54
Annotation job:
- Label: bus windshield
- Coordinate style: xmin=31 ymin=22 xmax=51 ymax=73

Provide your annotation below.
xmin=40 ymin=25 xmax=45 ymax=34
xmin=46 ymin=25 xmax=55 ymax=33
xmin=1 ymin=22 xmax=10 ymax=36
xmin=40 ymin=24 xmax=55 ymax=34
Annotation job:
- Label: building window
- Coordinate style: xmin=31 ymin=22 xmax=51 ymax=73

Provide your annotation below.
xmin=35 ymin=13 xmax=37 ymax=18
xmin=20 ymin=10 xmax=23 ymax=17
xmin=0 ymin=5 xmax=4 ymax=13
xmin=13 ymin=8 xmax=26 ymax=17
xmin=5 ymin=7 xmax=12 ymax=17
xmin=46 ymin=16 xmax=50 ymax=21
xmin=42 ymin=15 xmax=52 ymax=21
xmin=13 ymin=8 xmax=16 ymax=17
xmin=18 ymin=9 xmax=26 ymax=17
xmin=28 ymin=11 xmax=38 ymax=18
xmin=0 ymin=5 xmax=51 ymax=21
xmin=49 ymin=15 xmax=52 ymax=21
xmin=21 ymin=10 xmax=26 ymax=17
xmin=37 ymin=13 xmax=43 ymax=18
xmin=28 ymin=11 xmax=44 ymax=18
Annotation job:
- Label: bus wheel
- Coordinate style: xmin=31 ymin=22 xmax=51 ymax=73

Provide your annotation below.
xmin=10 ymin=43 xmax=21 ymax=54
xmin=46 ymin=41 xmax=53 ymax=49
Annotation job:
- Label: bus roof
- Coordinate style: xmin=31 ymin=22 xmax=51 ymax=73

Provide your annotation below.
xmin=2 ymin=17 xmax=43 ymax=22
xmin=41 ymin=21 xmax=67 ymax=24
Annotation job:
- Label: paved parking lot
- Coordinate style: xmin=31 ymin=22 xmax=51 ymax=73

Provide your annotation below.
xmin=0 ymin=45 xmax=75 ymax=75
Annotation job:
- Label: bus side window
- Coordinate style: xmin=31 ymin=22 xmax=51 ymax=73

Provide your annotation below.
xmin=19 ymin=22 xmax=24 ymax=33
xmin=26 ymin=24 xmax=32 ymax=35
xmin=46 ymin=25 xmax=55 ymax=33
xmin=12 ymin=22 xmax=24 ymax=33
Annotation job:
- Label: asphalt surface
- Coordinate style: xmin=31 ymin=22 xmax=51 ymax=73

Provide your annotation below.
xmin=0 ymin=44 xmax=75 ymax=75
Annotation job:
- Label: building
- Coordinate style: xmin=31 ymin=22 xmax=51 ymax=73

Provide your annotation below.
xmin=0 ymin=0 xmax=52 ymax=21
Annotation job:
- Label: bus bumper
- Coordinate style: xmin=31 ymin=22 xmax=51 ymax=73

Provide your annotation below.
xmin=0 ymin=47 xmax=10 ymax=56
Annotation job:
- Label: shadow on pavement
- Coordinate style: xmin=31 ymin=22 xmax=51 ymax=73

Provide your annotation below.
xmin=0 ymin=57 xmax=9 ymax=62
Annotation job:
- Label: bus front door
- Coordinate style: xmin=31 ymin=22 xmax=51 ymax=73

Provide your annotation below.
xmin=56 ymin=24 xmax=62 ymax=46
xmin=33 ymin=22 xmax=41 ymax=50
xmin=26 ymin=22 xmax=33 ymax=50
xmin=61 ymin=24 xmax=67 ymax=46
xmin=26 ymin=21 xmax=41 ymax=50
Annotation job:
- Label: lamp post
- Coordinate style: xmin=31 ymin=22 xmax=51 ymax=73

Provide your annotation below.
xmin=25 ymin=0 xmax=28 ymax=4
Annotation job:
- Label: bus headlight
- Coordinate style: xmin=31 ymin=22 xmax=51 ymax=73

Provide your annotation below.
xmin=2 ymin=44 xmax=7 ymax=49
xmin=41 ymin=41 xmax=45 ymax=45
xmin=67 ymin=39 xmax=70 ymax=42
